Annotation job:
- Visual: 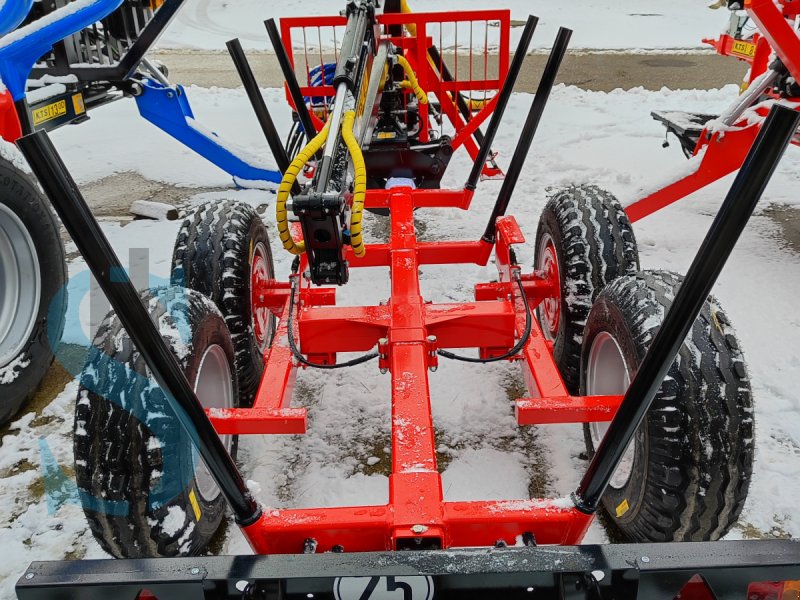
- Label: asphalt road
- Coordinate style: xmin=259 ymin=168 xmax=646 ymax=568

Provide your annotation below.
xmin=153 ymin=49 xmax=748 ymax=92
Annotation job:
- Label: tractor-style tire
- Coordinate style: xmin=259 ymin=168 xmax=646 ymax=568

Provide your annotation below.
xmin=171 ymin=201 xmax=276 ymax=407
xmin=0 ymin=158 xmax=66 ymax=426
xmin=534 ymin=185 xmax=639 ymax=393
xmin=580 ymin=270 xmax=753 ymax=542
xmin=74 ymin=287 xmax=238 ymax=558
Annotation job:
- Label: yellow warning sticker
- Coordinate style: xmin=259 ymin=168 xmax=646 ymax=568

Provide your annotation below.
xmin=731 ymin=40 xmax=756 ymax=58
xmin=615 ymin=499 xmax=630 ymax=518
xmin=189 ymin=489 xmax=202 ymax=521
xmin=32 ymin=100 xmax=67 ymax=126
xmin=72 ymin=93 xmax=86 ymax=116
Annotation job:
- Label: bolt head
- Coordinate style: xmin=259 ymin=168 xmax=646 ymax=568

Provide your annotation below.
xmin=641 ymin=556 xmax=650 ymax=563
xmin=191 ymin=567 xmax=201 ymax=575
xmin=25 ymin=573 xmax=34 ymax=580
xmin=411 ymin=524 xmax=426 ymax=534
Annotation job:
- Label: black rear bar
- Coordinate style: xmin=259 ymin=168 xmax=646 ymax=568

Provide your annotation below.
xmin=481 ymin=27 xmax=572 ymax=244
xmin=574 ymin=104 xmax=800 ymax=512
xmin=15 ymin=131 xmax=261 ymax=527
xmin=16 ymin=540 xmax=800 ymax=600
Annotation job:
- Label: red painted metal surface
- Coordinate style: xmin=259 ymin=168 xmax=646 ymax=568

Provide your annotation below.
xmin=626 ymin=0 xmax=800 ymax=222
xmin=0 ymin=90 xmax=22 ymax=142
xmin=227 ymin=7 xmax=632 ymax=555
xmin=229 ymin=184 xmax=611 ymax=554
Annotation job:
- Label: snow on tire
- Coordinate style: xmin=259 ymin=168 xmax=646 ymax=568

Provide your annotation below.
xmin=580 ymin=270 xmax=753 ymax=542
xmin=534 ymin=185 xmax=639 ymax=393
xmin=74 ymin=287 xmax=238 ymax=558
xmin=0 ymin=157 xmax=66 ymax=425
xmin=171 ymin=200 xmax=275 ymax=407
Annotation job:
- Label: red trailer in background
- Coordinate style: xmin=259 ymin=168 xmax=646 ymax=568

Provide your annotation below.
xmin=630 ymin=0 xmax=800 ymax=221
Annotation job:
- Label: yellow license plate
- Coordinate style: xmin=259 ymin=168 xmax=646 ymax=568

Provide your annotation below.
xmin=732 ymin=40 xmax=756 ymax=58
xmin=32 ymin=100 xmax=67 ymax=126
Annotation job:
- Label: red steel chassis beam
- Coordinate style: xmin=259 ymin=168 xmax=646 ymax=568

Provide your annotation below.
xmin=626 ymin=0 xmax=800 ymax=223
xmin=206 ymin=186 xmax=622 ymax=554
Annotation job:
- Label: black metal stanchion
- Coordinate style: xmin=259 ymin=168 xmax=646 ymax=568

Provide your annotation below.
xmin=265 ymin=18 xmax=318 ymax=145
xmin=481 ymin=27 xmax=572 ymax=244
xmin=17 ymin=131 xmax=262 ymax=527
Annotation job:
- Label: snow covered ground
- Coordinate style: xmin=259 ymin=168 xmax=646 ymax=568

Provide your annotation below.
xmin=2 ymin=82 xmax=800 ymax=595
xmin=159 ymin=0 xmax=726 ymax=51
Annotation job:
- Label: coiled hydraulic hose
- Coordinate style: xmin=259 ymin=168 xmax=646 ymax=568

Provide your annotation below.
xmin=396 ymin=55 xmax=428 ymax=105
xmin=276 ymin=120 xmax=330 ymax=255
xmin=340 ymin=111 xmax=367 ymax=257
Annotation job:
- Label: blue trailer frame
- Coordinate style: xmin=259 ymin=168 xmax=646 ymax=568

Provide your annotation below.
xmin=0 ymin=0 xmax=281 ymax=186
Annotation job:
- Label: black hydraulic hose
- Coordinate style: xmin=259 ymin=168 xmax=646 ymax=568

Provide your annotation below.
xmin=286 ymin=268 xmax=379 ymax=370
xmin=465 ymin=15 xmax=539 ymax=191
xmin=481 ymin=27 xmax=572 ymax=245
xmin=437 ymin=271 xmax=532 ymax=364
xmin=16 ymin=131 xmax=262 ymax=527
xmin=574 ymin=104 xmax=800 ymax=514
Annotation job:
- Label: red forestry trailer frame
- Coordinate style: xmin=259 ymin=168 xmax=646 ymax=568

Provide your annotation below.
xmin=210 ymin=9 xmax=602 ymax=553
xmin=628 ymin=0 xmax=800 ymax=222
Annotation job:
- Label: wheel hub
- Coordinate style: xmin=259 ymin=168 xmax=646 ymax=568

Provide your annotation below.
xmin=193 ymin=344 xmax=234 ymax=502
xmin=0 ymin=204 xmax=41 ymax=369
xmin=250 ymin=242 xmax=273 ymax=353
xmin=537 ymin=233 xmax=561 ymax=341
xmin=586 ymin=332 xmax=635 ymax=490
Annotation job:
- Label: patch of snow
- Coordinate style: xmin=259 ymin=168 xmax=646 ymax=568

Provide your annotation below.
xmin=161 ymin=506 xmax=186 ymax=537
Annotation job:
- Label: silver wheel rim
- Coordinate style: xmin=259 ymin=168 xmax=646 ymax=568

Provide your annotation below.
xmin=586 ymin=332 xmax=635 ymax=489
xmin=250 ymin=241 xmax=274 ymax=353
xmin=193 ymin=344 xmax=234 ymax=502
xmin=0 ymin=204 xmax=41 ymax=369
xmin=536 ymin=232 xmax=560 ymax=342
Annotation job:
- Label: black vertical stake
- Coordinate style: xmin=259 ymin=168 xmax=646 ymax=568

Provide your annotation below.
xmin=226 ymin=37 xmax=299 ymax=194
xmin=465 ymin=15 xmax=538 ymax=191
xmin=14 ymin=98 xmax=34 ymax=136
xmin=227 ymin=39 xmax=291 ymax=171
xmin=16 ymin=130 xmax=262 ymax=528
xmin=481 ymin=27 xmax=572 ymax=244
xmin=574 ymin=104 xmax=800 ymax=514
xmin=265 ymin=18 xmax=318 ymax=145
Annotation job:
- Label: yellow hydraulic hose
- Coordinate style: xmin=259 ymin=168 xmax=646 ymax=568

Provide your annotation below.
xmin=396 ymin=56 xmax=428 ymax=105
xmin=400 ymin=0 xmax=415 ymax=33
xmin=341 ymin=111 xmax=367 ymax=258
xmin=276 ymin=121 xmax=330 ymax=255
